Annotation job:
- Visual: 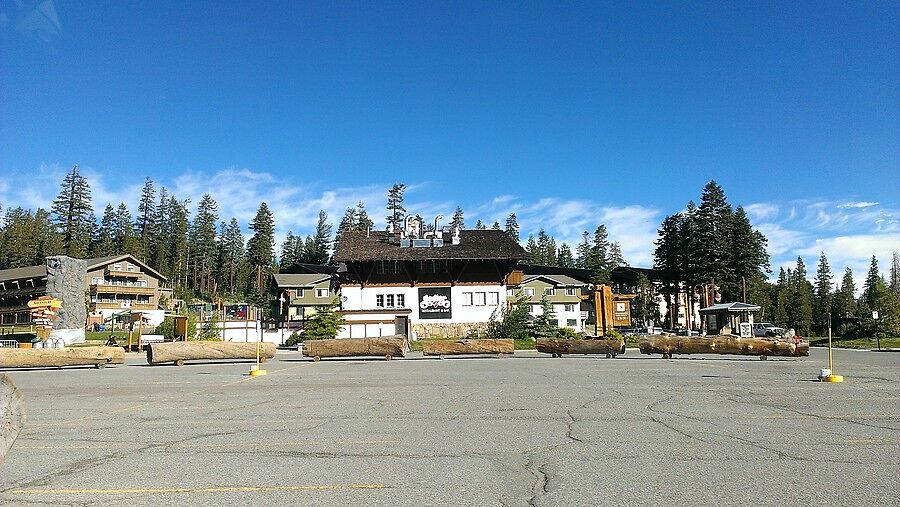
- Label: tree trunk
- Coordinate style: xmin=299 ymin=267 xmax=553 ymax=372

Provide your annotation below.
xmin=536 ymin=339 xmax=625 ymax=356
xmin=639 ymin=335 xmax=809 ymax=358
xmin=303 ymin=337 xmax=406 ymax=360
xmin=146 ymin=341 xmax=276 ymax=365
xmin=0 ymin=374 xmax=25 ymax=461
xmin=0 ymin=346 xmax=124 ymax=369
xmin=422 ymin=339 xmax=513 ymax=356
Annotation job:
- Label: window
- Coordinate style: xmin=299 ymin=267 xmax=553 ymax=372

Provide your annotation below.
xmin=295 ymin=289 xmax=304 ymax=298
xmin=544 ymin=288 xmax=555 ymax=296
xmin=91 ymin=277 xmax=103 ymax=285
xmin=488 ymin=292 xmax=499 ymax=306
xmin=474 ymin=292 xmax=486 ymax=306
xmin=506 ymin=289 xmax=514 ymax=297
xmin=397 ymin=294 xmax=405 ymax=307
xmin=386 ymin=294 xmax=395 ymax=307
xmin=376 ymin=295 xmax=385 ymax=308
xmin=316 ymin=288 xmax=328 ymax=298
xmin=462 ymin=292 xmax=473 ymax=306
xmin=564 ymin=304 xmax=575 ymax=312
xmin=136 ymin=279 xmax=147 ymax=288
xmin=530 ymin=304 xmax=539 ymax=313
xmin=113 ymin=263 xmax=121 ymax=271
xmin=524 ymin=288 xmax=535 ymax=297
xmin=550 ymin=319 xmax=559 ymax=327
xmin=567 ymin=319 xmax=577 ymax=327
xmin=565 ymin=288 xmax=577 ymax=296
xmin=126 ymin=263 xmax=135 ymax=272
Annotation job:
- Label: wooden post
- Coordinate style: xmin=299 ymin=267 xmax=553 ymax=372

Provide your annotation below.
xmin=136 ymin=315 xmax=144 ymax=352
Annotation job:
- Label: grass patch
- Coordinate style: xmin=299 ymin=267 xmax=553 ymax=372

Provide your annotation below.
xmin=807 ymin=336 xmax=900 ymax=350
xmin=514 ymin=338 xmax=535 ymax=350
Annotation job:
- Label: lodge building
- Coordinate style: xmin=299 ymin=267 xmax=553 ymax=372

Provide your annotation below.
xmin=332 ymin=223 xmax=527 ymax=339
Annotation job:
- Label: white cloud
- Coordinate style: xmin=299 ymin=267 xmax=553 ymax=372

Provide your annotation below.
xmin=744 ymin=203 xmax=779 ymax=222
xmin=838 ymin=201 xmax=879 ymax=209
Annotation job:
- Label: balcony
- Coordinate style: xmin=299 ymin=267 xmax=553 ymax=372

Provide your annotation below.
xmin=105 ymin=267 xmax=142 ymax=278
xmin=93 ymin=302 xmax=157 ymax=311
xmin=91 ymin=285 xmax=155 ymax=295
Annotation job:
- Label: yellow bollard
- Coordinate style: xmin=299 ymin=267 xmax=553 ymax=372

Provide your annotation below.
xmin=249 ymin=338 xmax=267 ymax=376
xmin=821 ymin=313 xmax=843 ymax=383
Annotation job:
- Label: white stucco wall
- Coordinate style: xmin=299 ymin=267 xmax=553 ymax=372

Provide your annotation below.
xmin=340 ymin=285 xmax=506 ymax=325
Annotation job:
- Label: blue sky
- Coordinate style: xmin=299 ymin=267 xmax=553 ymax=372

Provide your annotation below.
xmin=1 ymin=1 xmax=898 ymax=282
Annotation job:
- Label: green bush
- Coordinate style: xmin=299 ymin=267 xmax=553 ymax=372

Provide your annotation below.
xmin=302 ymin=298 xmax=346 ymax=340
xmin=486 ymin=292 xmax=531 ymax=339
xmin=198 ymin=312 xmax=222 ymax=341
xmin=604 ymin=328 xmax=624 ymax=341
xmin=285 ymin=331 xmax=302 ymax=347
xmin=557 ymin=327 xmax=582 ymax=339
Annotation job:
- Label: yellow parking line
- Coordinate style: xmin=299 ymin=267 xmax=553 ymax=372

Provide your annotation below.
xmin=11 ymin=484 xmax=386 ymax=495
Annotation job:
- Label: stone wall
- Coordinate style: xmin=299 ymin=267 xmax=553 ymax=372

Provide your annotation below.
xmin=412 ymin=322 xmax=490 ymax=339
xmin=45 ymin=256 xmax=87 ymax=332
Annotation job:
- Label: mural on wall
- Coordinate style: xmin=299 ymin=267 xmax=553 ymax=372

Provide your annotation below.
xmin=418 ymin=287 xmax=451 ymax=320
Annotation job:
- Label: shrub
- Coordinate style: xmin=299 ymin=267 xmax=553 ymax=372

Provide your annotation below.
xmin=604 ymin=328 xmax=624 ymax=341
xmin=486 ymin=292 xmax=531 ymax=339
xmin=557 ymin=327 xmax=581 ymax=339
xmin=285 ymin=331 xmax=302 ymax=347
xmin=302 ymin=298 xmax=346 ymax=340
xmin=198 ymin=312 xmax=222 ymax=341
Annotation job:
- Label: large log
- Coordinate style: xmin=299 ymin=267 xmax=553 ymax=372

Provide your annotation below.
xmin=0 ymin=374 xmax=25 ymax=461
xmin=639 ymin=335 xmax=809 ymax=359
xmin=303 ymin=337 xmax=406 ymax=361
xmin=536 ymin=339 xmax=625 ymax=358
xmin=422 ymin=339 xmax=514 ymax=356
xmin=0 ymin=346 xmax=124 ymax=369
xmin=146 ymin=341 xmax=276 ymax=365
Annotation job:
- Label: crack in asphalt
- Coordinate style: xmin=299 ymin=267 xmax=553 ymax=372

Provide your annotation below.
xmin=524 ymin=396 xmax=599 ymax=506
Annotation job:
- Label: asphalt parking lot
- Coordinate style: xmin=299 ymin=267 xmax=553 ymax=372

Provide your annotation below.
xmin=1 ymin=347 xmax=898 ymax=506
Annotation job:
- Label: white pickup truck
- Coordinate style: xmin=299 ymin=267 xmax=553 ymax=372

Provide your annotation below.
xmin=752 ymin=322 xmax=785 ymax=337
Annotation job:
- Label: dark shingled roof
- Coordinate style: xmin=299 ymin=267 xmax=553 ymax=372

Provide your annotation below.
xmin=333 ymin=230 xmax=528 ymax=262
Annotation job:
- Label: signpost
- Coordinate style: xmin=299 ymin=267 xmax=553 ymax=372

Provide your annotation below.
xmin=820 ymin=312 xmax=844 ymax=383
xmin=28 ymin=296 xmax=62 ymax=343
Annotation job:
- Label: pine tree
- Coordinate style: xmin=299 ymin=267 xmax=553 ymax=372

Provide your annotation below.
xmin=386 ymin=183 xmax=406 ymax=231
xmin=533 ymin=295 xmax=558 ymax=338
xmin=450 ymin=207 xmax=465 ymax=229
xmin=190 ymin=195 xmax=219 ymax=294
xmin=890 ymin=251 xmax=900 ymax=297
xmin=92 ymin=204 xmax=117 ymax=257
xmin=774 ymin=268 xmax=790 ymax=328
xmin=813 ymin=253 xmax=833 ymax=334
xmin=217 ymin=218 xmax=244 ymax=295
xmin=491 ymin=221 xmax=501 ymax=230
xmin=301 ymin=235 xmax=316 ymax=263
xmin=653 ymin=215 xmax=683 ymax=326
xmin=356 ymin=201 xmax=373 ymax=232
xmin=693 ymin=180 xmax=733 ymax=286
xmin=169 ymin=197 xmax=190 ymax=288
xmin=557 ymin=243 xmax=575 ymax=268
xmin=505 ymin=214 xmax=520 ymax=242
xmin=0 ymin=208 xmax=38 ymax=269
xmin=136 ymin=176 xmax=156 ymax=257
xmin=475 ymin=219 xmax=486 ymax=230
xmin=151 ymin=187 xmax=171 ymax=275
xmin=302 ymin=298 xmax=347 ymax=340
xmin=308 ymin=210 xmax=332 ymax=264
xmin=535 ymin=230 xmax=556 ymax=265
xmin=115 ymin=203 xmax=142 ymax=258
xmin=725 ymin=206 xmax=769 ymax=302
xmin=862 ymin=255 xmax=882 ymax=309
xmin=280 ymin=232 xmax=299 ymax=269
xmin=832 ymin=267 xmax=857 ymax=333
xmin=33 ymin=208 xmax=62 ymax=262
xmin=788 ymin=257 xmax=813 ymax=335
xmin=575 ymin=231 xmax=591 ymax=269
xmin=246 ymin=202 xmax=275 ymax=293
xmin=336 ymin=206 xmax=357 ymax=243
xmin=525 ymin=235 xmax=539 ymax=264
xmin=589 ymin=225 xmax=610 ymax=284
xmin=51 ymin=165 xmax=94 ymax=258
xmin=607 ymin=242 xmax=625 ymax=269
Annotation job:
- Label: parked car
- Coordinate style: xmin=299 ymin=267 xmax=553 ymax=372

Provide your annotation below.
xmin=752 ymin=322 xmax=785 ymax=337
